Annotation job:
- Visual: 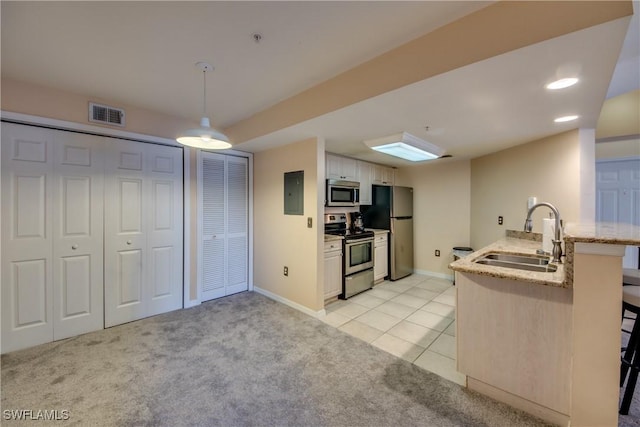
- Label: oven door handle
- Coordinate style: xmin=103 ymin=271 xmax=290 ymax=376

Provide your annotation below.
xmin=346 ymin=237 xmax=374 ymax=245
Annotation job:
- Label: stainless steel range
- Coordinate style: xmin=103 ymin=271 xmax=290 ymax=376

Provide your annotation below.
xmin=324 ymin=213 xmax=374 ymax=298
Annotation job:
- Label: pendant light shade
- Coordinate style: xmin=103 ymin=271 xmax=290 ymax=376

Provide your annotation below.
xmin=176 ymin=62 xmax=231 ymax=150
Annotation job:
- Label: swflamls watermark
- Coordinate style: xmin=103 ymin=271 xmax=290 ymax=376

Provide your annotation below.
xmin=3 ymin=409 xmax=70 ymax=421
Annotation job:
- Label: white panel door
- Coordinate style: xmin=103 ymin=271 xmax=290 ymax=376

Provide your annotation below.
xmin=146 ymin=145 xmax=183 ymax=316
xmin=51 ymin=130 xmax=104 ymax=339
xmin=105 ymin=139 xmax=183 ymax=327
xmin=596 ymin=159 xmax=640 ymax=268
xmin=198 ymin=152 xmax=248 ymax=302
xmin=1 ymin=123 xmax=54 ymax=352
xmin=104 ymin=139 xmax=147 ymax=327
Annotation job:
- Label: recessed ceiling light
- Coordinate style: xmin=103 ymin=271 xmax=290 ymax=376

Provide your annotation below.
xmin=554 ymin=115 xmax=579 ymax=123
xmin=546 ymin=78 xmax=579 ymax=90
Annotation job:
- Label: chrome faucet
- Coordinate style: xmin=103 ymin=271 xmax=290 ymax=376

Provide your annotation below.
xmin=524 ymin=202 xmax=563 ymax=263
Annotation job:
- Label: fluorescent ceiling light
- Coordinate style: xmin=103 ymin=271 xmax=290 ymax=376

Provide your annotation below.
xmin=554 ymin=115 xmax=579 ymax=123
xmin=546 ymin=78 xmax=579 ymax=90
xmin=364 ymin=132 xmax=444 ymax=162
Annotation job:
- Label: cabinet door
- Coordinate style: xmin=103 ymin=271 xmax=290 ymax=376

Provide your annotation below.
xmin=51 ymin=130 xmax=104 ymax=340
xmin=326 ymin=154 xmax=343 ymax=180
xmin=324 ymin=250 xmax=343 ymax=299
xmin=357 ymin=161 xmax=373 ymax=205
xmin=374 ymin=243 xmax=388 ymax=282
xmin=341 ymin=157 xmax=358 ymax=181
xmin=1 ymin=123 xmax=54 ymax=352
xmin=373 ymin=165 xmax=394 ymax=186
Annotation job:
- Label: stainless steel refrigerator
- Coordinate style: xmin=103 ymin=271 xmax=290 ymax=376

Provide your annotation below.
xmin=361 ymin=185 xmax=414 ymax=280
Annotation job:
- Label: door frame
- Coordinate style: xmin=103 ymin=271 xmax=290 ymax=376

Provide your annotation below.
xmin=1 ymin=110 xmax=254 ymax=309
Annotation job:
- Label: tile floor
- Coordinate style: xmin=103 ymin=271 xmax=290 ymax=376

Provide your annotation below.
xmin=320 ymin=273 xmax=465 ymax=385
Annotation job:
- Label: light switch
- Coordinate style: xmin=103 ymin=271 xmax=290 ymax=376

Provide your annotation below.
xmin=307 ymin=217 xmax=313 ymax=228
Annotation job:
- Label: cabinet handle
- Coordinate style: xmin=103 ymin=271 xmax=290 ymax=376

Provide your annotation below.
xmin=126 ymin=240 xmax=132 ymax=245
xmin=71 ymin=244 xmax=78 ymax=250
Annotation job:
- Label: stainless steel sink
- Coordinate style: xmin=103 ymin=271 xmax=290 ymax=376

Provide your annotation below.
xmin=473 ymin=252 xmax=557 ymax=273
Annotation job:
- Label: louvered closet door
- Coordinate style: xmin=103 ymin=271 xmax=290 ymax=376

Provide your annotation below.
xmin=1 ymin=123 xmax=54 ymax=352
xmin=199 ymin=152 xmax=248 ymax=302
xmin=51 ymin=130 xmax=104 ymax=340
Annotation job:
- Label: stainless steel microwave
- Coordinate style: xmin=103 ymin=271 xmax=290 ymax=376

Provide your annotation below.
xmin=326 ymin=179 xmax=360 ymax=207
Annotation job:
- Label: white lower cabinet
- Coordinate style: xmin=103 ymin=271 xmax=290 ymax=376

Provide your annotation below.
xmin=324 ymin=240 xmax=343 ymax=299
xmin=374 ymin=232 xmax=389 ymax=283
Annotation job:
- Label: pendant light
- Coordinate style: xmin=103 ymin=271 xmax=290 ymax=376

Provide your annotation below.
xmin=176 ymin=62 xmax=231 ymax=149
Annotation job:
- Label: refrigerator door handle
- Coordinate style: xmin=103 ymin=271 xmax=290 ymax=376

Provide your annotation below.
xmin=390 ymin=219 xmax=394 ymax=234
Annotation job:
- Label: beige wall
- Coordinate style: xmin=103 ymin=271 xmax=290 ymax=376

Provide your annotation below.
xmin=470 ymin=130 xmax=586 ymax=250
xmin=596 ymin=90 xmax=640 ymax=140
xmin=596 ymin=137 xmax=640 ymax=159
xmin=395 ymin=160 xmax=471 ymax=277
xmin=253 ymin=138 xmax=324 ymax=312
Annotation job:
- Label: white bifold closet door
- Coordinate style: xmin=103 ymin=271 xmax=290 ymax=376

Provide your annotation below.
xmin=1 ymin=123 xmax=104 ymax=352
xmin=104 ymin=139 xmax=183 ymax=327
xmin=199 ymin=152 xmax=248 ymax=302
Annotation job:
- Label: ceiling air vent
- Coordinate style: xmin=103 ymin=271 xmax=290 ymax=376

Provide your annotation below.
xmin=89 ymin=102 xmax=125 ymax=127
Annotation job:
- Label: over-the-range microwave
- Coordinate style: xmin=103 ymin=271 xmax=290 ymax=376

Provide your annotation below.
xmin=326 ymin=179 xmax=360 ymax=207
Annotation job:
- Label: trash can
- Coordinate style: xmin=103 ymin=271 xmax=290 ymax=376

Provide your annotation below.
xmin=452 ymin=247 xmax=473 ymax=286
xmin=452 ymin=246 xmax=474 ymax=261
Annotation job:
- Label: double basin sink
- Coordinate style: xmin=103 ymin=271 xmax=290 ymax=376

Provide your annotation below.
xmin=473 ymin=252 xmax=557 ymax=273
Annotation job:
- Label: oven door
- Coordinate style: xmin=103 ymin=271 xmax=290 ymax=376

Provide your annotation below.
xmin=345 ymin=237 xmax=374 ymax=275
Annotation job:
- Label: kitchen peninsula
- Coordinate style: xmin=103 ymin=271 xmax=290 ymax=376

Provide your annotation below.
xmin=450 ymin=223 xmax=640 ymax=427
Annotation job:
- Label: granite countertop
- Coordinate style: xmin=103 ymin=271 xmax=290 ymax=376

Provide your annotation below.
xmin=324 ymin=234 xmax=344 ymax=242
xmin=449 ymin=237 xmax=567 ymax=288
xmin=564 ymin=222 xmax=640 ymax=245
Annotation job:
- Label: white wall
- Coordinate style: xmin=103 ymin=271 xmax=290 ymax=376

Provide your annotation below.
xmin=395 ymin=160 xmax=471 ymax=278
xmin=253 ymin=137 xmax=325 ymax=312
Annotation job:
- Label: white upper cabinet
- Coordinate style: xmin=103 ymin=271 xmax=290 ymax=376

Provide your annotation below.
xmin=372 ymin=164 xmax=394 ymax=186
xmin=357 ymin=161 xmax=373 ymax=205
xmin=326 ymin=153 xmax=357 ymax=181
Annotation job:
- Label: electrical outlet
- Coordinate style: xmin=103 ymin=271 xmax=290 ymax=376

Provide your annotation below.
xmin=498 ymin=216 xmax=503 ymax=225
xmin=283 ymin=266 xmax=289 ymax=276
xmin=435 ymin=250 xmax=440 ymax=257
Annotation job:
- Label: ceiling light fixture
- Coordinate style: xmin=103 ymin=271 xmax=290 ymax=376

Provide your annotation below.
xmin=554 ymin=115 xmax=579 ymax=123
xmin=176 ymin=62 xmax=231 ymax=150
xmin=363 ymin=132 xmax=445 ymax=162
xmin=546 ymin=77 xmax=579 ymax=90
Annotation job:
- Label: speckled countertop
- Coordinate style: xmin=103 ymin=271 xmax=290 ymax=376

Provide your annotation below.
xmin=564 ymin=222 xmax=640 ymax=245
xmin=449 ymin=236 xmax=567 ymax=288
xmin=324 ymin=234 xmax=344 ymax=242
xmin=450 ymin=223 xmax=640 ymax=289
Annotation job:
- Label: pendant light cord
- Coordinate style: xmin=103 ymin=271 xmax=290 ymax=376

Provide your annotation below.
xmin=202 ymin=69 xmax=207 ymax=117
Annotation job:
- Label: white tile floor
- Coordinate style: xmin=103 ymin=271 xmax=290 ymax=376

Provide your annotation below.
xmin=320 ymin=273 xmax=466 ymax=385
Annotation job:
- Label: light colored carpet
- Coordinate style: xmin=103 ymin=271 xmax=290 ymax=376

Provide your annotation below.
xmin=2 ymin=291 xmax=561 ymax=426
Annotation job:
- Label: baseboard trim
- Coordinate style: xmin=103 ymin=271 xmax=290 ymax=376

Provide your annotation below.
xmin=184 ymin=299 xmax=201 ymax=309
xmin=413 ymin=269 xmax=454 ymax=281
xmin=253 ymin=286 xmax=325 ymax=318
xmin=467 ymin=377 xmax=570 ymax=427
